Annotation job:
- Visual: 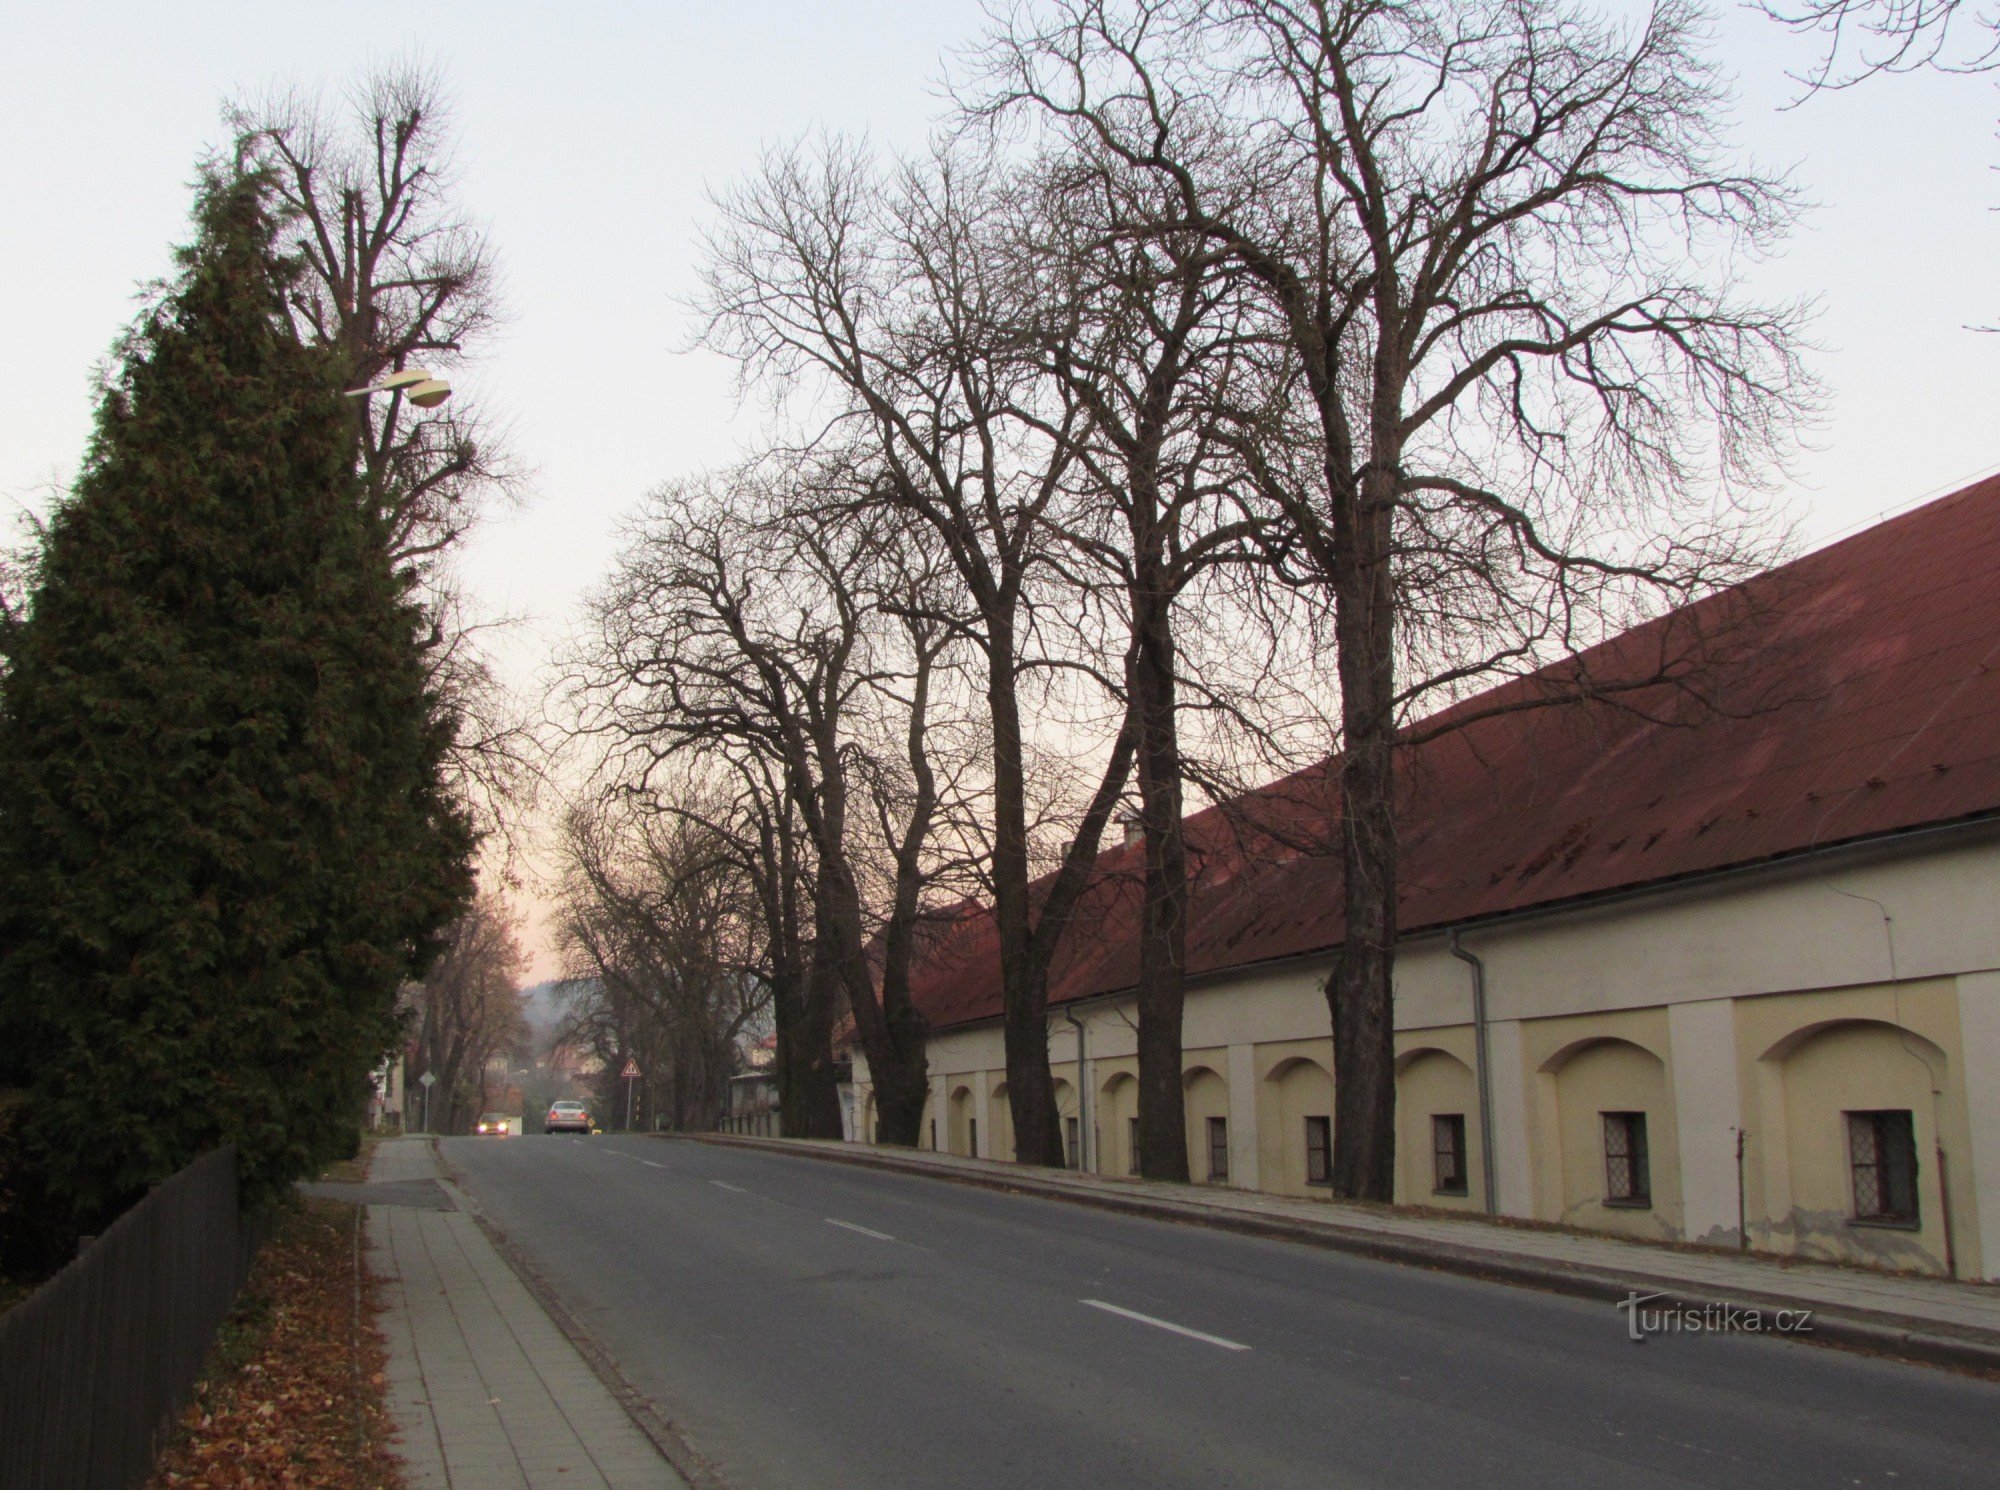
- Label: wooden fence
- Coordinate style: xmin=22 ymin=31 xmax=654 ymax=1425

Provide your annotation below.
xmin=0 ymin=1146 xmax=255 ymax=1490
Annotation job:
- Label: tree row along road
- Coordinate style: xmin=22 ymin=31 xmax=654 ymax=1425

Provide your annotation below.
xmin=440 ymin=1137 xmax=2000 ymax=1490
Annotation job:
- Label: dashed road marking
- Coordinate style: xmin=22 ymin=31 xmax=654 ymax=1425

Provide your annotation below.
xmin=826 ymin=1218 xmax=895 ymax=1242
xmin=710 ymin=1180 xmax=747 ymax=1193
xmin=1082 ymin=1299 xmax=1250 ymax=1352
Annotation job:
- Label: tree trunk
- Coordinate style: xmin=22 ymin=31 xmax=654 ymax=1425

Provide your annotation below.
xmin=1132 ymin=582 xmax=1192 ymax=1183
xmin=988 ymin=628 xmax=1065 ymax=1167
xmin=1326 ymin=459 xmax=1400 ymax=1201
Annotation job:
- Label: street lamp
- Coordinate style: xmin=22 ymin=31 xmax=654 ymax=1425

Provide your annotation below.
xmin=343 ymin=366 xmax=451 ymax=408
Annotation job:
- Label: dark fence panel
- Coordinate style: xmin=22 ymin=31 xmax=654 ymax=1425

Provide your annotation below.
xmin=0 ymin=1146 xmax=254 ymax=1490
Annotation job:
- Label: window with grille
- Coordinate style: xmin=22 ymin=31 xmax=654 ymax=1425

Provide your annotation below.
xmin=1433 ymin=1114 xmax=1469 ymax=1196
xmin=930 ymin=1119 xmax=937 ymax=1151
xmin=1128 ymin=1116 xmax=1140 ymax=1175
xmin=1305 ymin=1116 xmax=1332 ymax=1185
xmin=968 ymin=1117 xmax=978 ymax=1157
xmin=1602 ymin=1112 xmax=1651 ymax=1206
xmin=1848 ymin=1110 xmax=1919 ymax=1224
xmin=1065 ymin=1116 xmax=1080 ymax=1170
xmin=1207 ymin=1116 xmax=1229 ymax=1181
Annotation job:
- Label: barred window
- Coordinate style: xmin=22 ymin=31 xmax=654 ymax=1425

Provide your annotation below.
xmin=1207 ymin=1116 xmax=1230 ymax=1182
xmin=1848 ymin=1110 xmax=1919 ymax=1224
xmin=1603 ymin=1112 xmax=1651 ymax=1206
xmin=1305 ymin=1116 xmax=1332 ymax=1185
xmin=1065 ymin=1116 xmax=1080 ymax=1170
xmin=1129 ymin=1116 xmax=1140 ymax=1175
xmin=969 ymin=1117 xmax=978 ymax=1158
xmin=1433 ymin=1114 xmax=1469 ymax=1196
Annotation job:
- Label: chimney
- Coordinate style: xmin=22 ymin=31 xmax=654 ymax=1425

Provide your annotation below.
xmin=1118 ymin=808 xmax=1144 ymax=849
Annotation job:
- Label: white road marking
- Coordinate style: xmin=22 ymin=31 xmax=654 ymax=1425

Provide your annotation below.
xmin=641 ymin=1160 xmax=667 ymax=1169
xmin=1082 ymin=1299 xmax=1251 ymax=1352
xmin=826 ymin=1218 xmax=895 ymax=1241
xmin=710 ymin=1180 xmax=747 ymax=1193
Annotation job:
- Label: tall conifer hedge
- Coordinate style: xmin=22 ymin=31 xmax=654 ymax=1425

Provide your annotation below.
xmin=0 ymin=166 xmax=473 ymax=1230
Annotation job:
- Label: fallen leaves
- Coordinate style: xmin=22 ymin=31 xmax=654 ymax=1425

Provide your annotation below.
xmin=148 ymin=1197 xmax=402 ymax=1489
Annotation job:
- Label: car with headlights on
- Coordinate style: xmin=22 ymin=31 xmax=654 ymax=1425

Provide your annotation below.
xmin=474 ymin=1113 xmax=511 ymax=1136
xmin=544 ymin=1100 xmax=593 ymax=1135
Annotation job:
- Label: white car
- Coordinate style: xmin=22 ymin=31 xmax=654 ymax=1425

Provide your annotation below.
xmin=545 ymin=1100 xmax=593 ymax=1135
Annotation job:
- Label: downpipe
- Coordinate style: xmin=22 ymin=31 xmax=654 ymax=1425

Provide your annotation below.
xmin=1064 ymin=1010 xmax=1091 ymax=1173
xmin=1448 ymin=932 xmax=1500 ymax=1216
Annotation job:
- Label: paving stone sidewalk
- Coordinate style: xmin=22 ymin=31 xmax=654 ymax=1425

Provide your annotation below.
xmin=694 ymin=1133 xmax=2000 ymax=1367
xmin=363 ymin=1137 xmax=684 ymax=1489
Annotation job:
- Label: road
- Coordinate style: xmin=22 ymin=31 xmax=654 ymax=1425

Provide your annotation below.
xmin=440 ymin=1134 xmax=2000 ymax=1489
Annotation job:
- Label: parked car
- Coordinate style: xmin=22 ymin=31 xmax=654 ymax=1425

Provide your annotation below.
xmin=545 ymin=1100 xmax=593 ymax=1135
xmin=474 ymin=1113 xmax=511 ymax=1136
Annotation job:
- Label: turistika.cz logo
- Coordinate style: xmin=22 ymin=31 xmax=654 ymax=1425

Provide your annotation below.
xmin=1617 ymin=1291 xmax=1814 ymax=1342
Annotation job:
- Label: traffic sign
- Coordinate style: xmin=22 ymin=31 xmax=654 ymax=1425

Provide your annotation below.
xmin=621 ymin=1059 xmax=640 ymax=1079
xmin=418 ymin=1071 xmax=438 ymax=1088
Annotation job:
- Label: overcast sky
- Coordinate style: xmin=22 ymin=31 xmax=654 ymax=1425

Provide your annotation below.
xmin=4 ymin=2 xmax=1996 ymax=978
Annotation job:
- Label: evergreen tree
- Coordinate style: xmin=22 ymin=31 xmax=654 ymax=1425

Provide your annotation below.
xmin=0 ymin=165 xmax=474 ymax=1230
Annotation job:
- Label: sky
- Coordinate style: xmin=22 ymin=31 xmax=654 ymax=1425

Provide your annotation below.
xmin=3 ymin=2 xmax=1997 ymax=979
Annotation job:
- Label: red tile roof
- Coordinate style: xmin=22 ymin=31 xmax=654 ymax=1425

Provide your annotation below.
xmin=908 ymin=474 xmax=2000 ymax=1032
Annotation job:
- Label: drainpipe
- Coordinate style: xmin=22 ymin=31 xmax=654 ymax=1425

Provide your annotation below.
xmin=1064 ymin=1010 xmax=1091 ymax=1173
xmin=1448 ymin=932 xmax=1500 ymax=1215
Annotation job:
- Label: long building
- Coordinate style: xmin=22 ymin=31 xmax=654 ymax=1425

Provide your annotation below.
xmin=847 ymin=473 xmax=2000 ymax=1280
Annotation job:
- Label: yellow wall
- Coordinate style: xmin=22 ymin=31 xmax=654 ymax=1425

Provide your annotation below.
xmin=1183 ymin=1063 xmax=1231 ymax=1182
xmin=1254 ymin=1045 xmax=1335 ymax=1198
xmin=1737 ymin=978 xmax=1974 ymax=1274
xmin=1395 ymin=1046 xmax=1483 ymax=1211
xmin=1098 ymin=1065 xmax=1138 ymax=1176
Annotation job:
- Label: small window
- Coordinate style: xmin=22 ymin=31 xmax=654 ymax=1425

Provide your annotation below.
xmin=1065 ymin=1115 xmax=1080 ymax=1169
xmin=1305 ymin=1116 xmax=1332 ymax=1186
xmin=1128 ymin=1116 xmax=1140 ymax=1175
xmin=1848 ymin=1110 xmax=1919 ymax=1224
xmin=1432 ymin=1114 xmax=1469 ymax=1196
xmin=1603 ymin=1112 xmax=1651 ymax=1207
xmin=969 ymin=1117 xmax=978 ymax=1158
xmin=1207 ymin=1115 xmax=1229 ymax=1182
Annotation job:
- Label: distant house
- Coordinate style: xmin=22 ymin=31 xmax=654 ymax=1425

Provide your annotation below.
xmin=849 ymin=473 xmax=2000 ymax=1280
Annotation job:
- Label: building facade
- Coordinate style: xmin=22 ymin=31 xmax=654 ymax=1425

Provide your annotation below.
xmin=851 ymin=475 xmax=2000 ymax=1281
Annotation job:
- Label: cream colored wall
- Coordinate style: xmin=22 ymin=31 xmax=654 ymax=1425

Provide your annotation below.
xmin=1738 ymin=979 xmax=1975 ymax=1276
xmin=1253 ymin=1042 xmax=1335 ymax=1198
xmin=946 ymin=1083 xmax=975 ymax=1157
xmin=1098 ymin=1063 xmax=1138 ymax=1175
xmin=987 ymin=1080 xmax=1014 ymax=1162
xmin=850 ymin=829 xmax=2000 ymax=1275
xmin=1394 ymin=1046 xmax=1483 ymax=1211
xmin=1543 ymin=1033 xmax=1682 ymax=1242
xmin=1183 ymin=1060 xmax=1231 ymax=1183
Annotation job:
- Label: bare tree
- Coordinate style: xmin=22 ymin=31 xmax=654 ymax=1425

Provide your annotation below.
xmin=696 ymin=140 xmax=1142 ymax=1166
xmin=1009 ymin=159 xmax=1284 ymax=1179
xmin=974 ymin=0 xmax=1812 ymax=1196
xmin=1759 ymin=0 xmax=1998 ymax=88
xmin=569 ymin=459 xmax=971 ymax=1145
xmin=230 ymin=63 xmax=534 ymax=839
xmin=410 ymin=890 xmax=530 ymax=1134
xmin=552 ymin=798 xmax=768 ymax=1131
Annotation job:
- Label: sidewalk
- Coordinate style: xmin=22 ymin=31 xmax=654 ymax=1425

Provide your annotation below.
xmin=691 ymin=1133 xmax=2000 ymax=1373
xmin=360 ymin=1137 xmax=685 ymax=1490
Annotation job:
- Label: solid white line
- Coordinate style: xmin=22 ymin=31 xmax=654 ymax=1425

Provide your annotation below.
xmin=826 ymin=1218 xmax=895 ymax=1241
xmin=1082 ymin=1299 xmax=1251 ymax=1352
xmin=710 ymin=1180 xmax=746 ymax=1193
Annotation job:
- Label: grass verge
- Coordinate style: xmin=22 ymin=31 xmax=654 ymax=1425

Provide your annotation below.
xmin=147 ymin=1195 xmax=402 ymax=1489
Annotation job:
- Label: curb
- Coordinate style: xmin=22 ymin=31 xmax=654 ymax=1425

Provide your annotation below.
xmin=675 ymin=1132 xmax=2000 ymax=1378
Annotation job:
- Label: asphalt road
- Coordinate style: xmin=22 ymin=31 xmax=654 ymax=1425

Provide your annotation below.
xmin=440 ymin=1134 xmax=2000 ymax=1490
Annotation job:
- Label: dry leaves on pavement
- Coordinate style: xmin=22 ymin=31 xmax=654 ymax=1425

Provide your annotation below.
xmin=149 ymin=1196 xmax=403 ymax=1489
